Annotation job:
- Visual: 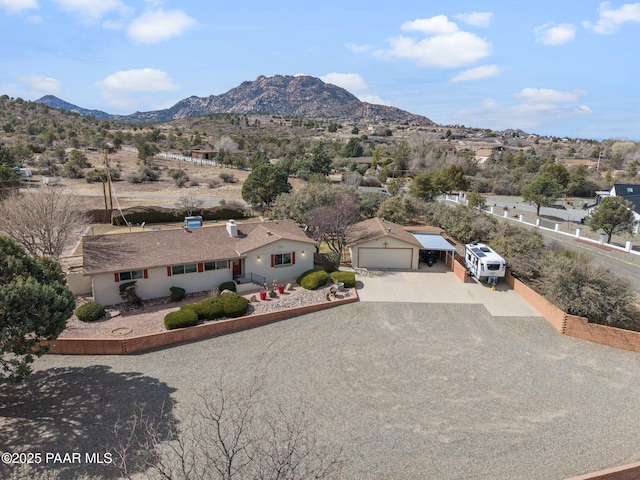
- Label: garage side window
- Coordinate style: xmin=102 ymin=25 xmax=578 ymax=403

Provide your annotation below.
xmin=271 ymin=252 xmax=295 ymax=267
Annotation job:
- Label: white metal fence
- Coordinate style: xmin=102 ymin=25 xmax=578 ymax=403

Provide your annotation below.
xmin=121 ymin=146 xmax=218 ymax=166
xmin=443 ymin=194 xmax=638 ymax=256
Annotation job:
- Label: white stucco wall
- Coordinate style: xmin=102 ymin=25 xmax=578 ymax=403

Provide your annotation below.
xmin=349 ymin=236 xmax=419 ymax=270
xmin=89 ymin=239 xmax=314 ymax=306
xmin=92 ymin=265 xmax=233 ymax=306
xmin=243 ymin=240 xmax=314 ymax=284
xmin=67 ymin=272 xmax=92 ymax=296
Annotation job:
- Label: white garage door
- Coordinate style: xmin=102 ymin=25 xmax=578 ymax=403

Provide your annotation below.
xmin=357 ymin=247 xmax=413 ymax=269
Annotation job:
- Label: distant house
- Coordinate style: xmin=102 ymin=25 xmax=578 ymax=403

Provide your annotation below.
xmin=81 ymin=219 xmax=315 ymax=306
xmin=190 ymin=149 xmax=218 ymax=160
xmin=593 ymin=183 xmax=640 ymax=233
xmin=558 ymin=158 xmax=598 ymax=169
xmin=474 ymin=149 xmax=495 ymax=164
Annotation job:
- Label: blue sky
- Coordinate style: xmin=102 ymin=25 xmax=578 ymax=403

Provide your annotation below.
xmin=1 ymin=1 xmax=639 ymax=140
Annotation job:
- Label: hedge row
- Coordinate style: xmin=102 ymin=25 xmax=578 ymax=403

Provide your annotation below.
xmin=330 ymin=271 xmax=356 ymax=288
xmin=297 ymin=269 xmax=329 ymax=290
xmin=112 ymin=205 xmax=248 ymax=225
xmin=167 ymin=293 xmax=250 ymax=329
xmin=164 ymin=308 xmax=198 ymax=330
xmin=75 ymin=301 xmax=105 ymax=322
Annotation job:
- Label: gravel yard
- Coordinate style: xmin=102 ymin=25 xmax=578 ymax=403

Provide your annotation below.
xmin=12 ymin=302 xmax=640 ymax=480
xmin=60 ymin=284 xmax=346 ymax=339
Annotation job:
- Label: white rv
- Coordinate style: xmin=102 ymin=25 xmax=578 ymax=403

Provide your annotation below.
xmin=464 ymin=242 xmax=506 ymax=285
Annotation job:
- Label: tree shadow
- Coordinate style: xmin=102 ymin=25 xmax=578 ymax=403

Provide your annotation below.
xmin=0 ymin=365 xmax=177 ymax=479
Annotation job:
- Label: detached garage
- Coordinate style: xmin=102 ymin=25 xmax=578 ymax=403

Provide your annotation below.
xmin=348 ymin=218 xmax=422 ymax=270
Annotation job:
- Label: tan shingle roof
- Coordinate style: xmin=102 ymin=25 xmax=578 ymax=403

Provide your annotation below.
xmin=82 ymin=220 xmax=315 ymax=275
xmin=347 ymin=218 xmax=422 ymax=247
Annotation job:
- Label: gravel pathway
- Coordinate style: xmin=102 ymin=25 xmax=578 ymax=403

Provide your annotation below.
xmin=18 ymin=302 xmax=640 ymax=480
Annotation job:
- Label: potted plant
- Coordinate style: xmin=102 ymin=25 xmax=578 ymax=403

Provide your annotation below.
xmin=260 ymin=283 xmax=268 ymax=300
xmin=277 ymin=284 xmax=285 ymax=294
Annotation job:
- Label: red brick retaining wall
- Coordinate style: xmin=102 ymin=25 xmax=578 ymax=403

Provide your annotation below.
xmin=502 ymin=271 xmax=640 ymax=354
xmin=44 ymin=290 xmax=358 ymax=355
xmin=564 ymin=462 xmax=640 ymax=480
xmin=453 ymin=254 xmax=470 ymax=283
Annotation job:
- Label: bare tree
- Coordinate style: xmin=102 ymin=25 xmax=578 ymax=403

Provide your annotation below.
xmin=213 ymin=135 xmax=240 ymax=154
xmin=176 ymin=194 xmax=205 ymax=216
xmin=305 ymin=193 xmax=362 ymax=266
xmin=113 ymin=376 xmax=344 ymax=480
xmin=0 ymin=187 xmax=89 ymax=258
xmin=342 ymin=171 xmax=362 ymax=188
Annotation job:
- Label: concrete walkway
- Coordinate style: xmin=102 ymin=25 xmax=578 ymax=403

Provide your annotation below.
xmin=356 ymin=267 xmax=542 ymax=317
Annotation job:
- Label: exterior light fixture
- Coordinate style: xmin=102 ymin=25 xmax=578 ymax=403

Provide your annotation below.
xmin=257 ymin=255 xmax=261 ymax=261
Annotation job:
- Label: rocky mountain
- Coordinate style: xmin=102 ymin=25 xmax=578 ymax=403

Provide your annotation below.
xmin=36 ymin=75 xmax=433 ymax=125
xmin=35 ymin=95 xmax=112 ymax=120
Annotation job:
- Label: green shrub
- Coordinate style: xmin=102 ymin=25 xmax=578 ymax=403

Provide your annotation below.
xmin=330 ymin=271 xmax=356 ymax=288
xmin=220 ymin=294 xmax=249 ymax=318
xmin=111 ymin=205 xmax=249 ymax=225
xmin=75 ymin=301 xmax=105 ymax=322
xmin=164 ymin=308 xmax=198 ymax=330
xmin=119 ymin=281 xmax=141 ymax=305
xmin=218 ymin=281 xmax=236 ymax=292
xmin=169 ymin=286 xmax=186 ymax=302
xmin=185 ymin=298 xmax=224 ymax=320
xmin=297 ymin=269 xmax=329 ymax=290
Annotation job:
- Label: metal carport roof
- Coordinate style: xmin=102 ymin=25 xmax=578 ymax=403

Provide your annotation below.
xmin=411 ymin=233 xmax=456 ymax=251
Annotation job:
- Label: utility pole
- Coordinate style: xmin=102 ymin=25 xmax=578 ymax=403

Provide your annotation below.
xmin=104 ymin=149 xmax=113 ymax=210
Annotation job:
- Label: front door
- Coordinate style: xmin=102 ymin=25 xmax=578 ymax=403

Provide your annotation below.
xmin=232 ymin=259 xmax=242 ymax=276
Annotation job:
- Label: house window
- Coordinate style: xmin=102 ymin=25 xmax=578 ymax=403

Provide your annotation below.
xmin=115 ymin=269 xmax=147 ymax=282
xmin=204 ymin=260 xmax=228 ymax=271
xmin=172 ymin=263 xmax=198 ymax=275
xmin=272 ymin=252 xmax=293 ymax=267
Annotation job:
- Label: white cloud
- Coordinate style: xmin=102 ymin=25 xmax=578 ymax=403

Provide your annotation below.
xmin=96 ymin=68 xmax=180 ymax=111
xmin=358 ymin=94 xmax=392 ymax=106
xmin=0 ymin=0 xmax=37 ymax=13
xmin=535 ymin=22 xmax=577 ymax=45
xmin=96 ymin=68 xmax=179 ymax=93
xmin=18 ymin=75 xmax=61 ymax=97
xmin=450 ymin=64 xmax=502 ymax=82
xmin=455 ymin=12 xmax=494 ymax=28
xmin=55 ymin=0 xmax=129 ymax=21
xmin=127 ymin=9 xmax=197 ymax=43
xmin=451 ymin=88 xmax=591 ymax=131
xmin=320 ymin=73 xmax=367 ymax=91
xmin=372 ymin=15 xmax=492 ymax=68
xmin=319 ymin=72 xmax=390 ymax=105
xmin=384 ymin=30 xmax=491 ymax=68
xmin=583 ymin=2 xmax=640 ymax=34
xmin=514 ymin=87 xmax=585 ymax=104
xmin=345 ymin=42 xmax=375 ymax=53
xmin=401 ymin=15 xmax=460 ymax=35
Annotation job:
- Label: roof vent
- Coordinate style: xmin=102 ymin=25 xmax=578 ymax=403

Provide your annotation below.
xmin=226 ymin=219 xmax=238 ymax=237
xmin=266 ymin=230 xmax=272 ymax=236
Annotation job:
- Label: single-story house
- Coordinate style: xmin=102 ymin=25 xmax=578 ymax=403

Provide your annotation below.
xmin=593 ymin=183 xmax=640 ymax=233
xmin=190 ymin=149 xmax=218 ymax=160
xmin=82 ymin=219 xmax=316 ymax=306
xmin=347 ymin=218 xmax=423 ymax=270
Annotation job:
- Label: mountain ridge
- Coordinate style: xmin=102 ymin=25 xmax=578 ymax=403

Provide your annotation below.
xmin=35 ymin=75 xmax=433 ymax=125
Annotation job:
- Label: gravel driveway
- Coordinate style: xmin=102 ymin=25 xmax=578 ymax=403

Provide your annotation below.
xmin=9 ymin=302 xmax=640 ymax=480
